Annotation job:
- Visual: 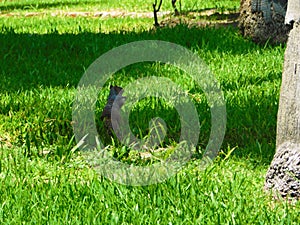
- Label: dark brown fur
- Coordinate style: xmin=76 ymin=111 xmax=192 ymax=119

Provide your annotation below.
xmin=101 ymin=85 xmax=126 ymax=136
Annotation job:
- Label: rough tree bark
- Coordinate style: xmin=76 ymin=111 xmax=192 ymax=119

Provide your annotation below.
xmin=238 ymin=0 xmax=291 ymax=44
xmin=264 ymin=22 xmax=300 ymax=199
xmin=285 ymin=0 xmax=300 ymax=24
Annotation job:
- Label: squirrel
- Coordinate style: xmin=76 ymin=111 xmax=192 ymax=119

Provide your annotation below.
xmin=100 ymin=85 xmax=126 ymax=136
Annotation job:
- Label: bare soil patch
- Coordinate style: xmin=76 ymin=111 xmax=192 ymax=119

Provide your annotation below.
xmin=0 ymin=8 xmax=239 ymax=28
xmin=0 ymin=9 xmax=171 ymax=18
xmin=159 ymin=10 xmax=239 ymax=28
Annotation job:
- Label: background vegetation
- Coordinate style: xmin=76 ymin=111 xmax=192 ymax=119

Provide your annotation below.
xmin=0 ymin=0 xmax=299 ymax=224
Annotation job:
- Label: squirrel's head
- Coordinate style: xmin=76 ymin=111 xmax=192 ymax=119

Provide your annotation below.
xmin=108 ymin=85 xmax=126 ymax=107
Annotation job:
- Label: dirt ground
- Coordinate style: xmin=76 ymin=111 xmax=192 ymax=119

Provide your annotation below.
xmin=0 ymin=8 xmax=239 ymax=28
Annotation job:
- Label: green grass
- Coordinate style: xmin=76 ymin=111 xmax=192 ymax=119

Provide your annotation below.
xmin=1 ymin=0 xmax=300 ymax=224
xmin=1 ymin=149 xmax=298 ymax=224
xmin=0 ymin=0 xmax=240 ymax=13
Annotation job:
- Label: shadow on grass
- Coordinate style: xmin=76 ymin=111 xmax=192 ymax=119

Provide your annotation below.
xmin=177 ymin=7 xmax=239 ymax=19
xmin=0 ymin=24 xmax=260 ymax=92
xmin=0 ymin=23 xmax=280 ymax=164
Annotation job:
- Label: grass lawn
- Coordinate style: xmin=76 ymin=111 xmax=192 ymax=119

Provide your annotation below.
xmin=1 ymin=0 xmax=300 ymax=224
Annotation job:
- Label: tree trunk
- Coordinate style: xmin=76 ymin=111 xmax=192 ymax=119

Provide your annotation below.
xmin=238 ymin=0 xmax=291 ymax=44
xmin=264 ymin=22 xmax=300 ymax=199
xmin=285 ymin=0 xmax=300 ymax=24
